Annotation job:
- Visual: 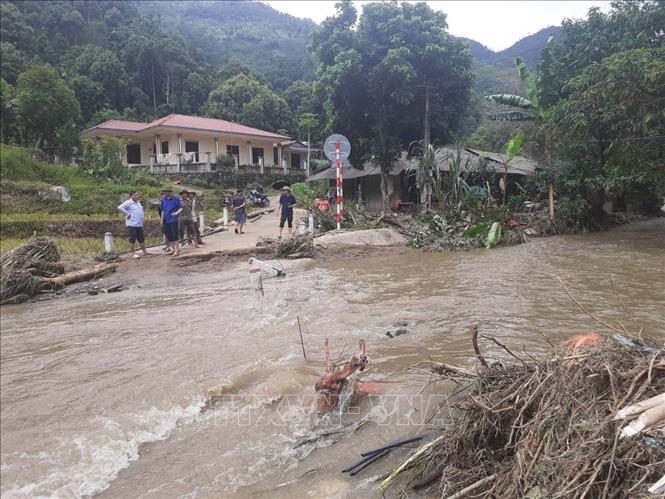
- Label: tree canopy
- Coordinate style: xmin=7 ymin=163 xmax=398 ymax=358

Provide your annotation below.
xmin=310 ymin=1 xmax=473 ymax=170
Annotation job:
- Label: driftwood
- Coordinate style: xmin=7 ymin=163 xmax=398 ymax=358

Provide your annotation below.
xmin=39 ymin=263 xmax=117 ymax=289
xmin=176 ymin=246 xmax=271 ymax=261
xmin=378 ymin=215 xmax=414 ymax=236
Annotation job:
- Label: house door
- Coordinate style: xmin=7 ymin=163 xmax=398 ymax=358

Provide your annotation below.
xmin=126 ymin=144 xmax=141 ymax=164
xmin=185 ymin=141 xmax=199 ymax=162
xmin=291 ymin=153 xmax=301 ymax=169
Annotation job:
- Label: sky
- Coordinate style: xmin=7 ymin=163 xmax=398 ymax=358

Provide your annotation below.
xmin=264 ymin=1 xmax=612 ymax=52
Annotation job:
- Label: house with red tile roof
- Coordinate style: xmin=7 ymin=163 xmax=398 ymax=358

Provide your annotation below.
xmin=80 ymin=114 xmax=307 ymax=174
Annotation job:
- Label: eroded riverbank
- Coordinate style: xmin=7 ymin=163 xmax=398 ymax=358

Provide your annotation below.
xmin=1 ymin=219 xmax=663 ymax=498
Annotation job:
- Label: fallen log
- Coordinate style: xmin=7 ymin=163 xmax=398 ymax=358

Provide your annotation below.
xmin=39 ymin=263 xmax=118 ymax=289
xmin=176 ymin=246 xmax=270 ymax=260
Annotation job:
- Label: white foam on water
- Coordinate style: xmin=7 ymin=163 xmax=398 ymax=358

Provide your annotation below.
xmin=3 ymin=398 xmax=205 ymax=498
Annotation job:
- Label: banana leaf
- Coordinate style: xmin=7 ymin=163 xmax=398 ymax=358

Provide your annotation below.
xmin=463 ymin=223 xmax=489 ymax=238
xmin=485 ymin=94 xmax=533 ymax=109
xmin=485 ymin=222 xmax=502 ymax=249
xmin=514 ymin=57 xmax=539 ymax=109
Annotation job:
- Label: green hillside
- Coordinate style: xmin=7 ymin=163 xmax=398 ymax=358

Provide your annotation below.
xmin=136 ymin=1 xmax=316 ymax=91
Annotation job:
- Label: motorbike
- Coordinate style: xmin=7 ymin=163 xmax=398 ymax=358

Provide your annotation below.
xmin=247 ymin=188 xmax=270 ymax=207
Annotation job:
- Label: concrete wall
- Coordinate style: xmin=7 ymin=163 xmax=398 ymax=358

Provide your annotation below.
xmin=175 ymin=169 xmax=307 ymax=189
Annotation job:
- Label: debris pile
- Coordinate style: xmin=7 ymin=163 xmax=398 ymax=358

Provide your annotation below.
xmin=1 ymin=238 xmax=117 ymax=305
xmin=1 ymin=237 xmax=63 ymax=304
xmin=257 ymin=234 xmax=315 ymax=259
xmin=382 ymin=332 xmax=664 ymax=498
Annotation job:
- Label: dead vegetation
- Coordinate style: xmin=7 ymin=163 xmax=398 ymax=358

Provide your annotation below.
xmin=1 ymin=237 xmax=116 ymax=304
xmin=257 ymin=234 xmax=316 ymax=259
xmin=382 ymin=327 xmax=664 ymax=498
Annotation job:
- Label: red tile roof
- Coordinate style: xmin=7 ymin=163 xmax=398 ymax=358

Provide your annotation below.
xmin=81 ymin=114 xmax=290 ymax=140
xmin=90 ymin=119 xmax=148 ymax=131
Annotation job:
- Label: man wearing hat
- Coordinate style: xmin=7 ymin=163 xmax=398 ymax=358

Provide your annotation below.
xmin=277 ymin=186 xmax=297 ymax=238
xmin=160 ymin=188 xmax=183 ymax=256
xmin=178 ymin=190 xmax=201 ymax=248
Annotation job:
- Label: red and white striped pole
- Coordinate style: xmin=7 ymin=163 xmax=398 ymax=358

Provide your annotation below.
xmin=335 ymin=140 xmax=343 ymax=229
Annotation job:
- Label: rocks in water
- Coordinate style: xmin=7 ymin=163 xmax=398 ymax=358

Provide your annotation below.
xmin=386 ymin=321 xmax=408 ymax=339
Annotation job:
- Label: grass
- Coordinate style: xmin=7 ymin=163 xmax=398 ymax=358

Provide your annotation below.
xmin=1 ymin=237 xmax=164 ymax=262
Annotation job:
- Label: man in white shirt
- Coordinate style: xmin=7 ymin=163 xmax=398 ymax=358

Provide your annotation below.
xmin=117 ymin=191 xmax=152 ymax=258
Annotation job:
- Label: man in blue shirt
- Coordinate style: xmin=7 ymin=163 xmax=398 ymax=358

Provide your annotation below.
xmin=277 ymin=186 xmax=297 ymax=238
xmin=117 ymin=191 xmax=152 ymax=258
xmin=160 ymin=188 xmax=183 ymax=256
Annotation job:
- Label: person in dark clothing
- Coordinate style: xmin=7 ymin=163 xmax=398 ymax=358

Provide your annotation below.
xmin=232 ymin=188 xmax=246 ymax=234
xmin=277 ymin=186 xmax=297 ymax=238
xmin=327 ymin=186 xmax=335 ymax=207
xmin=160 ymin=188 xmax=182 ymax=256
xmin=178 ymin=190 xmax=200 ymax=247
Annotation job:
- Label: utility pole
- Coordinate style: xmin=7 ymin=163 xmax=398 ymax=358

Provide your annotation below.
xmin=418 ymin=84 xmax=435 ymax=208
xmin=418 ymin=84 xmax=434 ymax=147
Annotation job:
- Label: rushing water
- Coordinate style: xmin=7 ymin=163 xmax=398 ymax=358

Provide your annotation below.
xmin=1 ymin=220 xmax=664 ymax=498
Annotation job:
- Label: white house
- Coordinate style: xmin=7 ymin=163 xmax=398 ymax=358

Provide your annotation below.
xmin=79 ymin=114 xmax=306 ymax=174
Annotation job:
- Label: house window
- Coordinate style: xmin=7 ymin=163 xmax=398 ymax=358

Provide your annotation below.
xmin=273 ymin=146 xmax=279 ymax=166
xmin=291 ymin=153 xmax=301 ymax=169
xmin=226 ymin=145 xmax=239 ymax=157
xmin=161 ymin=141 xmax=169 ymax=154
xmin=127 ymin=144 xmax=141 ymax=164
xmin=252 ymin=147 xmax=264 ymax=165
xmin=185 ymin=140 xmax=199 ymax=162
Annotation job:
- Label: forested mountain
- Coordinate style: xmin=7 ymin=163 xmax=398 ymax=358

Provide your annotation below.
xmin=456 ymin=25 xmax=563 ymax=70
xmin=136 ymin=1 xmax=316 ymax=91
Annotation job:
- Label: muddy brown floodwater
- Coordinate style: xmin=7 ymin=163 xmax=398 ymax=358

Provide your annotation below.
xmin=1 ymin=220 xmax=664 ymax=498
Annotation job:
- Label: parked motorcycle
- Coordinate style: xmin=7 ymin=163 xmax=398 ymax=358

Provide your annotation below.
xmin=247 ymin=188 xmax=270 ymax=207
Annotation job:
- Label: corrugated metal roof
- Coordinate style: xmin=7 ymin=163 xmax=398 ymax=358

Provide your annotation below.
xmin=81 ymin=114 xmax=290 ymax=141
xmin=307 ymin=146 xmax=538 ymax=181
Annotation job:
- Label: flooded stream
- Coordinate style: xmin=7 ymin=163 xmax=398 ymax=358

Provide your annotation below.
xmin=1 ymin=220 xmax=664 ymax=498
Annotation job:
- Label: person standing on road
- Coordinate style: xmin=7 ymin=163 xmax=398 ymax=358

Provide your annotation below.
xmin=277 ymin=186 xmax=297 ymax=238
xmin=191 ymin=191 xmax=205 ymax=245
xmin=179 ymin=190 xmax=201 ymax=248
xmin=117 ymin=191 xmax=152 ymax=258
xmin=232 ymin=188 xmax=246 ymax=234
xmin=160 ymin=188 xmax=182 ymax=256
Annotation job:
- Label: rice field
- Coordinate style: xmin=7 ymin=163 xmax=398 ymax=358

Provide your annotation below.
xmin=0 ymin=237 xmax=164 ymax=262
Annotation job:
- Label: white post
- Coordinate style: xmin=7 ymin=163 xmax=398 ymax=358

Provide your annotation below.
xmin=234 ymin=154 xmax=239 ymax=172
xmin=259 ymin=156 xmax=264 ymax=174
xmin=282 ymin=157 xmax=288 ymax=175
xmin=215 ymin=137 xmax=219 ymax=159
xmin=199 ymin=213 xmax=205 ymax=232
xmin=308 ymin=214 xmax=314 ymax=234
xmin=104 ymin=232 xmax=113 ymax=254
xmin=223 ymin=207 xmax=229 ymax=225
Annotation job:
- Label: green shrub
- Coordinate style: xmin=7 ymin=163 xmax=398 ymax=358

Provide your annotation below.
xmin=507 ymin=192 xmax=528 ymax=212
xmin=216 ymin=153 xmax=236 ymax=167
xmin=555 ymin=197 xmax=591 ymax=232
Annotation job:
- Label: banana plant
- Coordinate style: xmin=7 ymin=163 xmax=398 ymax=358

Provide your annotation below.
xmin=485 ymin=37 xmax=557 ymax=215
xmin=501 ymin=131 xmax=525 ymax=204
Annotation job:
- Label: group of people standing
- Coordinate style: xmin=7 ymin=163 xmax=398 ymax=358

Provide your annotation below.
xmin=157 ymin=188 xmax=205 ymax=257
xmin=117 ymin=188 xmax=204 ymax=258
xmin=117 ymin=185 xmax=298 ymax=259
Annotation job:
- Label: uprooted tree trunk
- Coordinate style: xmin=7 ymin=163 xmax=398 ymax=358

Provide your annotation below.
xmin=39 ymin=263 xmax=117 ymax=290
